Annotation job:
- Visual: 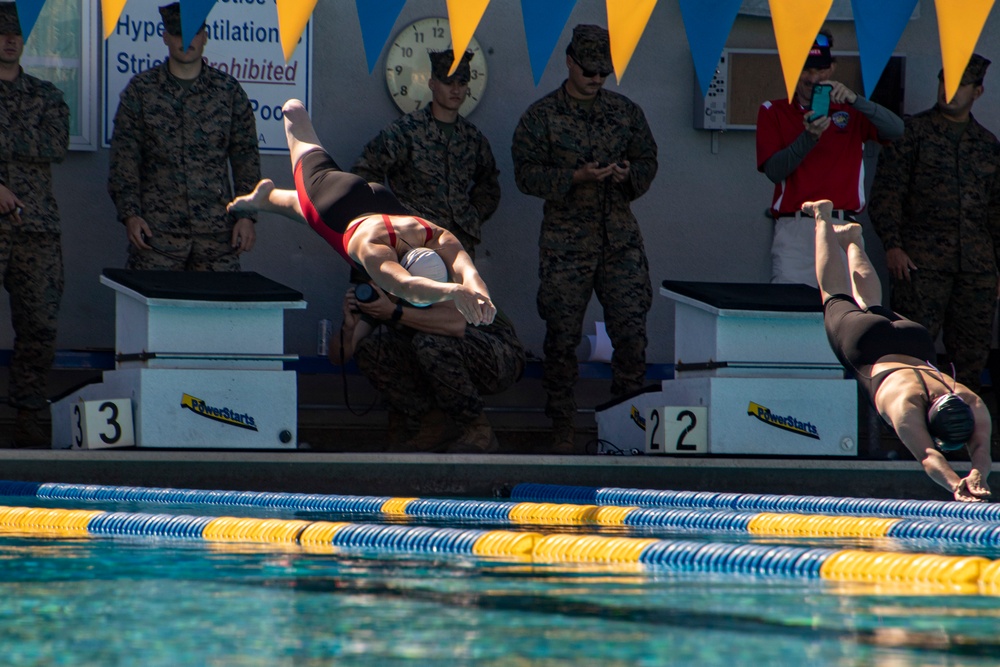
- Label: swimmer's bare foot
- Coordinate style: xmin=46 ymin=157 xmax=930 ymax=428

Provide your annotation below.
xmin=801 ymin=199 xmax=834 ymax=219
xmin=228 ymin=179 xmax=274 ymax=215
xmin=833 ymin=222 xmax=864 ymax=250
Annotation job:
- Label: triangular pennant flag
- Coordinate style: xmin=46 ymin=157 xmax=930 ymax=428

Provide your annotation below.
xmin=679 ymin=0 xmax=743 ymax=97
xmin=13 ymin=0 xmax=46 ymax=41
xmin=356 ymin=0 xmax=407 ymax=73
xmin=606 ymin=0 xmax=658 ymax=82
xmin=520 ymin=0 xmax=577 ymax=85
xmin=445 ymin=0 xmax=490 ymax=75
xmin=768 ymin=0 xmax=835 ymax=101
xmin=852 ymin=0 xmax=917 ymax=99
xmin=101 ymin=0 xmax=129 ymax=40
xmin=276 ymin=0 xmax=319 ymax=62
xmin=178 ymin=0 xmax=215 ymax=50
xmin=935 ymin=0 xmax=995 ymax=102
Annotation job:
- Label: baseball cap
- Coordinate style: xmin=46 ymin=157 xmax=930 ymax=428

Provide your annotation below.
xmin=429 ymin=49 xmax=473 ymax=84
xmin=0 ymin=3 xmax=22 ymax=36
xmin=568 ymin=24 xmax=612 ymax=74
xmin=804 ymin=33 xmax=833 ymax=70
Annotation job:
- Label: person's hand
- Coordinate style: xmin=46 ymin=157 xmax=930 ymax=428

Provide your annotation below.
xmin=231 ymin=218 xmax=256 ymax=255
xmin=954 ymin=470 xmax=991 ymax=502
xmin=801 ymin=199 xmax=834 ymax=220
xmin=572 ymin=161 xmax=615 ymax=184
xmin=826 ymin=80 xmax=858 ymax=105
xmin=341 ymin=289 xmax=361 ymax=329
xmin=355 ymin=283 xmax=397 ymax=321
xmin=449 ymin=284 xmax=496 ymax=326
xmin=609 ymin=160 xmax=630 ymax=184
xmin=885 ymin=247 xmax=917 ymax=282
xmin=0 ymin=185 xmax=22 ymax=224
xmin=803 ymin=113 xmax=831 ymax=140
xmin=125 ymin=215 xmax=153 ymax=250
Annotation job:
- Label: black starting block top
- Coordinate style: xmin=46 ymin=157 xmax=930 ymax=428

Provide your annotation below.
xmin=661 ymin=280 xmax=823 ymax=313
xmin=102 ymin=269 xmax=304 ymax=302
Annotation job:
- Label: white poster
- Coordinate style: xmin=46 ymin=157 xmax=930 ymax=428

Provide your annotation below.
xmin=102 ymin=3 xmax=312 ymax=153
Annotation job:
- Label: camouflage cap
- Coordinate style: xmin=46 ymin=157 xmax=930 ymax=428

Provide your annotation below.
xmin=159 ymin=3 xmax=182 ymax=36
xmin=429 ymin=49 xmax=473 ymax=83
xmin=939 ymin=53 xmax=992 ymax=86
xmin=569 ymin=24 xmax=612 ymax=73
xmin=0 ymin=3 xmax=21 ymax=36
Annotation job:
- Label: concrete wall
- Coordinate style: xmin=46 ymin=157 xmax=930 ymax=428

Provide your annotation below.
xmin=14 ymin=0 xmax=1000 ymax=365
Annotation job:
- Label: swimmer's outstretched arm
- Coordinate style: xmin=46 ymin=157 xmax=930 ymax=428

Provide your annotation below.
xmin=227 ymin=178 xmax=306 ymax=225
xmin=359 ymin=243 xmax=495 ymax=326
xmin=887 ymin=392 xmax=992 ymax=502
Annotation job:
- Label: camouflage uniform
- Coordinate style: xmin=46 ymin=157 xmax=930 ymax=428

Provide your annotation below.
xmin=0 ymin=61 xmax=69 ymax=411
xmin=108 ymin=62 xmax=260 ymax=271
xmin=511 ymin=27 xmax=658 ymax=424
xmin=353 ymin=310 xmax=525 ymax=424
xmin=352 ymin=56 xmax=500 ymax=258
xmin=869 ymin=58 xmax=1000 ymax=391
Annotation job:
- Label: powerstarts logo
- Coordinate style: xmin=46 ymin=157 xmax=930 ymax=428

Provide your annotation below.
xmin=747 ymin=401 xmax=819 ymax=440
xmin=181 ymin=394 xmax=258 ymax=431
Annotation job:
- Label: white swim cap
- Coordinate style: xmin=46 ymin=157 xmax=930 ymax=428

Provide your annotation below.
xmin=400 ymin=248 xmax=448 ymax=283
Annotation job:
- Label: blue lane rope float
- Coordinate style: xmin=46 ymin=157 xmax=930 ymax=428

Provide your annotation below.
xmin=8 ymin=481 xmax=1000 ymax=549
xmin=2 ymin=503 xmax=1000 ymax=593
xmin=509 ymin=483 xmax=1000 ymax=522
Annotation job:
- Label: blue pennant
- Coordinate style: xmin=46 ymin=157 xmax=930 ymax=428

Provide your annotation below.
xmin=851 ymin=0 xmax=918 ymax=99
xmin=13 ymin=0 xmax=46 ymax=41
xmin=357 ymin=0 xmax=408 ymax=73
xmin=520 ymin=0 xmax=576 ymax=86
xmin=679 ymin=0 xmax=743 ymax=98
xmin=179 ymin=0 xmax=216 ymax=50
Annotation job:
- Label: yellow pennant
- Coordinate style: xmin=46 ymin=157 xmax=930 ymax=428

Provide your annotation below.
xmin=102 ymin=0 xmax=129 ymax=39
xmin=606 ymin=0 xmax=658 ymax=82
xmin=935 ymin=0 xmax=995 ymax=102
xmin=276 ymin=0 xmax=319 ymax=62
xmin=768 ymin=0 xmax=834 ymax=101
xmin=445 ymin=0 xmax=491 ymax=75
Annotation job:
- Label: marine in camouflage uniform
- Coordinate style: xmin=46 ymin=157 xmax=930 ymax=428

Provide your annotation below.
xmin=353 ymin=309 xmax=524 ymax=449
xmin=511 ymin=25 xmax=658 ymax=452
xmin=352 ymin=50 xmax=500 ymax=259
xmin=108 ymin=3 xmax=260 ymax=272
xmin=869 ymin=54 xmax=1000 ymax=392
xmin=0 ymin=2 xmax=69 ymax=446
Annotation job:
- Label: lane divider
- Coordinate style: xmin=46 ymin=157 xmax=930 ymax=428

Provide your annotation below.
xmin=4 ymin=481 xmax=1000 ymax=549
xmin=510 ymin=483 xmax=1000 ymax=522
xmin=3 ymin=503 xmax=1000 ymax=593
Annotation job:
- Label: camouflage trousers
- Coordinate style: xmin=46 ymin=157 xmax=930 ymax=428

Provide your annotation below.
xmin=354 ymin=323 xmax=525 ymax=424
xmin=891 ymin=269 xmax=996 ymax=391
xmin=0 ymin=230 xmax=63 ymax=410
xmin=537 ymin=245 xmax=652 ymax=422
xmin=126 ymin=230 xmax=241 ymax=271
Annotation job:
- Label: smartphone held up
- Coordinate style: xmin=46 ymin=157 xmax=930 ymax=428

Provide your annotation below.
xmin=809 ymin=83 xmax=832 ymax=120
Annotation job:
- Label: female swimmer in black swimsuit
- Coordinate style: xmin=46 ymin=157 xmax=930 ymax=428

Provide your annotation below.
xmin=228 ymin=99 xmax=495 ymax=327
xmin=808 ymin=198 xmax=991 ymax=502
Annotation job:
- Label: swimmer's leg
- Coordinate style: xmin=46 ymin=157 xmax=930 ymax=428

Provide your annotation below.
xmin=842 ymin=230 xmax=882 ymax=311
xmin=283 ymin=99 xmax=325 ymax=171
xmin=228 ymin=178 xmax=306 ymax=224
xmin=806 ymin=199 xmax=851 ymax=303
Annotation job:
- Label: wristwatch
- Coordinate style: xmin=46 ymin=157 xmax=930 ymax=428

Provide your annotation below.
xmin=390 ymin=302 xmax=404 ymax=322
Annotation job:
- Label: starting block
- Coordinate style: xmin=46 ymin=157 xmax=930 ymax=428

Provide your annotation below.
xmin=51 ymin=269 xmax=306 ymax=449
xmin=597 ymin=281 xmax=857 ymax=456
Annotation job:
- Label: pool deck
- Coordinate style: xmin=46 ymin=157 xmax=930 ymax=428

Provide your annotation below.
xmin=0 ymin=363 xmax=985 ymax=504
xmin=0 ymin=449 xmax=961 ymax=502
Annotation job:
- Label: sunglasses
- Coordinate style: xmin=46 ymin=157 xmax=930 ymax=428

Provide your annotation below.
xmin=814 ymin=33 xmax=830 ymax=48
xmin=570 ymin=53 xmax=611 ymax=79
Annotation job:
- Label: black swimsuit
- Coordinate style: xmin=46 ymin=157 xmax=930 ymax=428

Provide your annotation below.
xmin=823 ymin=294 xmax=937 ymax=405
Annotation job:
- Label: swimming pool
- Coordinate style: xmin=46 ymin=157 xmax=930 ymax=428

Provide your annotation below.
xmin=2 ymin=482 xmax=1000 ymax=666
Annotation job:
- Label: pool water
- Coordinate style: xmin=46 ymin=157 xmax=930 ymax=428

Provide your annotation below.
xmin=2 ymin=497 xmax=1000 ymax=666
